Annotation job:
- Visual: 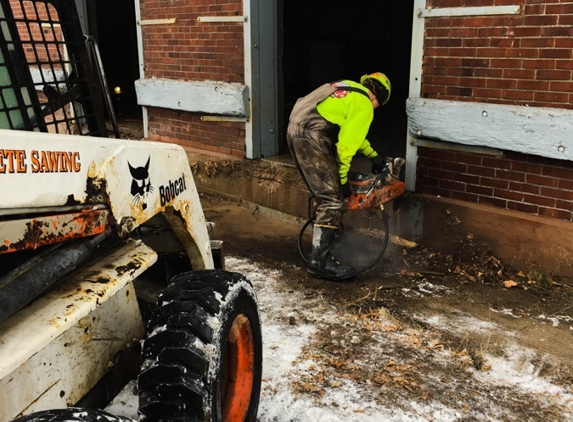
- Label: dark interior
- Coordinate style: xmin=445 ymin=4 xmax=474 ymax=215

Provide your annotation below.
xmin=90 ymin=1 xmax=414 ymax=157
xmin=93 ymin=0 xmax=140 ymax=119
xmin=281 ymin=1 xmax=414 ymax=158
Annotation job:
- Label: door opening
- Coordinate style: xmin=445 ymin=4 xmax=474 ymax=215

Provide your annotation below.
xmin=280 ymin=1 xmax=414 ymax=159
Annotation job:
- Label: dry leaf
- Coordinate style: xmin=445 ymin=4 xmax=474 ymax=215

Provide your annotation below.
xmin=504 ymin=280 xmax=518 ymax=288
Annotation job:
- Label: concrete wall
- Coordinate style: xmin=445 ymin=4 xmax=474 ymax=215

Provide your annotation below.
xmin=187 ymin=151 xmax=573 ymax=279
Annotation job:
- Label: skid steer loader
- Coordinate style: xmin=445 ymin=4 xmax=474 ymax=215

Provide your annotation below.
xmin=0 ymin=0 xmax=262 ymax=421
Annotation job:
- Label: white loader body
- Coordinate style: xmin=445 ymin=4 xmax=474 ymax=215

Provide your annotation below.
xmin=0 ymin=129 xmax=215 ymax=421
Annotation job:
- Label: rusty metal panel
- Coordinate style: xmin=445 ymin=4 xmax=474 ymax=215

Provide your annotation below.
xmin=0 ymin=209 xmax=110 ymax=254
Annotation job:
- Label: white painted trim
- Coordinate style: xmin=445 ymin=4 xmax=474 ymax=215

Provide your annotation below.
xmin=135 ymin=78 xmax=249 ymax=117
xmin=411 ymin=138 xmax=503 ymax=157
xmin=133 ymin=0 xmax=148 ymax=138
xmin=407 ymin=98 xmax=573 ymax=161
xmin=418 ymin=5 xmax=520 ymax=18
xmin=138 ymin=18 xmax=176 ymax=26
xmin=201 ymin=116 xmax=248 ymax=123
xmin=197 ymin=16 xmax=246 ymax=23
xmin=243 ymin=0 xmax=254 ymax=159
xmin=405 ymin=0 xmax=426 ymax=192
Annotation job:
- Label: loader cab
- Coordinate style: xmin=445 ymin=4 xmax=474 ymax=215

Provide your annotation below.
xmin=0 ymin=0 xmax=109 ymax=136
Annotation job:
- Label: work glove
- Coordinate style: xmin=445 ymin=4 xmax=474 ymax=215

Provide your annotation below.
xmin=341 ymin=182 xmax=352 ymax=199
xmin=370 ymin=155 xmax=387 ymax=174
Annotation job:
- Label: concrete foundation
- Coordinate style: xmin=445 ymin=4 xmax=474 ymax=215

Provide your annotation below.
xmin=186 ymin=151 xmax=573 ymax=281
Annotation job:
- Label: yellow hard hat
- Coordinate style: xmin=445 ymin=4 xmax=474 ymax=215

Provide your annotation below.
xmin=360 ymin=72 xmax=391 ymax=105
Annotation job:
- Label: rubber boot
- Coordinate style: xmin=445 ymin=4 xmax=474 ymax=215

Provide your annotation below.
xmin=307 ymin=226 xmax=355 ymax=281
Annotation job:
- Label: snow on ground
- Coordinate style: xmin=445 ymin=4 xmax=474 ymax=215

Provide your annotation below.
xmin=106 ymin=256 xmax=573 ymax=421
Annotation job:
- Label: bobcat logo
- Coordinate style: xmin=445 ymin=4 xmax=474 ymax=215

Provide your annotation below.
xmin=128 ymin=157 xmax=153 ymax=210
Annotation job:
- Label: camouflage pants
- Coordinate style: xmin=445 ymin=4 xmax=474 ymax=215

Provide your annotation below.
xmin=286 ymin=123 xmax=346 ymax=228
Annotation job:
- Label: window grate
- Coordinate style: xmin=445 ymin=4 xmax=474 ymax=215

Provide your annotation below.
xmin=0 ymin=0 xmax=108 ymax=136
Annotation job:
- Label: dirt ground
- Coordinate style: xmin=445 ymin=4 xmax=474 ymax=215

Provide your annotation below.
xmin=114 ymin=118 xmax=573 ymax=419
xmin=200 ymin=192 xmax=573 ymax=421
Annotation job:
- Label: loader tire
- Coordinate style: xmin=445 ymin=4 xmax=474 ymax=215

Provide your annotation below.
xmin=10 ymin=408 xmax=136 ymax=421
xmin=138 ymin=269 xmax=262 ymax=422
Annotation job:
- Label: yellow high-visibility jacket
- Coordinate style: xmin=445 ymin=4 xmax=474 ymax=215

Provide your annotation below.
xmin=316 ymin=80 xmax=379 ymax=185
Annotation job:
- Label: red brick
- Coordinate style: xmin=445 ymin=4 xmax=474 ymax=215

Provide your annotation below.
xmin=436 ymin=38 xmax=463 ymax=47
xmin=467 ymin=165 xmax=496 ymax=177
xmin=522 ymin=59 xmax=557 ymax=70
xmin=522 ymin=193 xmax=556 ymax=207
xmin=429 ymin=168 xmax=457 ymax=182
xmin=496 ymin=170 xmax=526 ymax=182
xmin=559 ymin=179 xmax=573 ymax=190
xmin=474 ymin=88 xmax=501 ymax=98
xmin=538 ymin=207 xmax=571 ymax=220
xmin=481 ymin=157 xmax=510 ymax=169
xmin=524 ymin=15 xmax=559 ymax=26
xmin=487 ymin=78 xmax=517 ymax=89
xmin=511 ymin=27 xmax=541 ymax=37
xmin=425 ymin=149 xmax=456 ymax=162
xmin=541 ymin=27 xmax=573 ymax=37
xmin=541 ymin=186 xmax=573 ymax=201
xmin=556 ymin=59 xmax=573 ymax=70
xmin=434 ymin=57 xmax=463 ymax=67
xmin=467 ymin=185 xmax=494 ymax=196
xmin=475 ymin=48 xmax=512 ymax=58
xmin=490 ymin=38 xmax=520 ymax=48
xmin=479 ymin=27 xmax=509 ymax=37
xmin=534 ymin=91 xmax=570 ymax=103
xmin=503 ymin=68 xmax=536 ymax=79
xmin=526 ymin=174 xmax=559 ymax=187
xmin=481 ymin=177 xmax=509 ymax=189
xmin=426 ymin=27 xmax=452 ymax=38
xmin=454 ymin=153 xmax=482 ymax=166
xmin=559 ymin=15 xmax=573 ymax=25
xmin=474 ymin=68 xmax=503 ymax=78
xmin=462 ymin=38 xmax=490 ymax=47
xmin=509 ymin=182 xmax=540 ymax=195
xmin=537 ymin=69 xmax=572 ymax=80
xmin=555 ymin=38 xmax=573 ymax=49
xmin=495 ymin=189 xmax=524 ymax=201
xmin=546 ymin=4 xmax=573 ymax=14
xmin=539 ymin=49 xmax=572 ymax=59
xmin=550 ymin=81 xmax=573 ymax=92
xmin=517 ymin=79 xmax=551 ymax=90
xmin=491 ymin=58 xmax=521 ymax=68
xmin=455 ymin=173 xmax=481 ymax=185
xmin=556 ymin=199 xmax=573 ymax=212
xmin=447 ymin=86 xmax=474 ymax=97
xmin=521 ymin=38 xmax=555 ymax=48
xmin=503 ymin=90 xmax=535 ymax=101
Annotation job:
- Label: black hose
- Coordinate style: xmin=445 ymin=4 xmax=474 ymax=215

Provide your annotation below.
xmin=0 ymin=230 xmax=112 ymax=323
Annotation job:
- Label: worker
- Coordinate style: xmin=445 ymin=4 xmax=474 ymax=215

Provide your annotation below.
xmin=286 ymin=72 xmax=401 ymax=281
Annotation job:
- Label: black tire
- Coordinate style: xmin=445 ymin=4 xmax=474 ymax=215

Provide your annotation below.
xmin=138 ymin=270 xmax=262 ymax=422
xmin=10 ymin=408 xmax=136 ymax=421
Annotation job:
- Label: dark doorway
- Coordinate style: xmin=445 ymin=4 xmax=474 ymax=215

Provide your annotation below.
xmin=280 ymin=1 xmax=414 ymax=158
xmin=92 ymin=0 xmax=140 ymax=119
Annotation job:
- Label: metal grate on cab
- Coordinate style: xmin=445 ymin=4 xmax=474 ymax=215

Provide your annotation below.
xmin=0 ymin=0 xmax=108 ymax=136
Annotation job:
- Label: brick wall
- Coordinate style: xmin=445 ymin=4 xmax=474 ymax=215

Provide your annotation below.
xmin=148 ymin=108 xmax=246 ymax=157
xmin=417 ymin=0 xmax=573 ymax=221
xmin=140 ymin=0 xmax=246 ymax=157
xmin=11 ymin=1 xmax=64 ymax=66
xmin=416 ymin=148 xmax=573 ymax=221
xmin=423 ymin=0 xmax=573 ymax=110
